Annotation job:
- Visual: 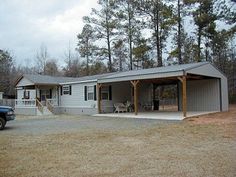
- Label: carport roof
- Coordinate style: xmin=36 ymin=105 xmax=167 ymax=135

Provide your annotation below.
xmin=97 ymin=62 xmax=215 ymax=83
xmin=59 ymin=62 xmax=212 ymax=85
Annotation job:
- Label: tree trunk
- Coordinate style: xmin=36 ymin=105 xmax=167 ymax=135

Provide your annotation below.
xmin=107 ymin=35 xmax=112 ymax=72
xmin=178 ymin=0 xmax=182 ymax=64
xmin=155 ymin=4 xmax=162 ymax=67
xmin=128 ymin=3 xmax=133 ymax=70
xmin=86 ymin=37 xmax=89 ymax=75
xmin=197 ymin=27 xmax=202 ymax=62
xmin=129 ymin=12 xmax=133 ymax=70
xmin=105 ymin=2 xmax=112 ymax=72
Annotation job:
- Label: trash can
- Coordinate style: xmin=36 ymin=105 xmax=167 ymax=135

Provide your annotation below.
xmin=153 ymin=100 xmax=159 ymax=110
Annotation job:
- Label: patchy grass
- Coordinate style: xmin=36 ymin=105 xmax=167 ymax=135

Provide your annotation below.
xmin=1 ymin=106 xmax=236 ymax=177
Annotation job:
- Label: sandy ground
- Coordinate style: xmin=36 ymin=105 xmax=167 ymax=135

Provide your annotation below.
xmin=0 ymin=106 xmax=236 ymax=177
xmin=186 ymin=105 xmax=236 ymax=125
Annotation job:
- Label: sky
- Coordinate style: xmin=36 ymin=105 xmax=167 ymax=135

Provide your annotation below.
xmin=0 ymin=0 xmax=98 ymax=67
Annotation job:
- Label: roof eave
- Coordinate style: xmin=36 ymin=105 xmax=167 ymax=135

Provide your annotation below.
xmin=34 ymin=83 xmax=60 ymax=86
xmin=59 ymin=79 xmax=97 ymax=85
xmin=14 ymin=74 xmax=24 ymax=87
xmin=98 ymin=70 xmax=184 ymax=84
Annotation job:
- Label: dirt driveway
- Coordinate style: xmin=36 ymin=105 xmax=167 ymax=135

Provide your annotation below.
xmin=0 ymin=106 xmax=236 ymax=177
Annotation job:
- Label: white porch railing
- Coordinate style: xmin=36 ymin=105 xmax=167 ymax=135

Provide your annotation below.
xmin=15 ymin=99 xmax=58 ymax=107
xmin=15 ymin=99 xmax=36 ymax=107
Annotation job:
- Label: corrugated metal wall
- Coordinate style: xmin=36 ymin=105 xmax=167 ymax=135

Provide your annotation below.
xmin=220 ymin=77 xmax=228 ymax=111
xmin=187 ymin=63 xmax=228 ymax=111
xmin=179 ymin=79 xmax=221 ymax=111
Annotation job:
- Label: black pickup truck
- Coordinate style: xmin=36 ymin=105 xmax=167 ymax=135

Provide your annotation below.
xmin=0 ymin=106 xmax=15 ymax=130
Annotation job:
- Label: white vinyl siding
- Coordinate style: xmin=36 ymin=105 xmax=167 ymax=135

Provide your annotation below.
xmin=60 ymin=81 xmax=97 ymax=108
xmin=16 ymin=78 xmax=34 ymax=87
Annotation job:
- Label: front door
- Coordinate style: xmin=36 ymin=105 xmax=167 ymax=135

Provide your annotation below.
xmin=40 ymin=89 xmax=52 ymax=105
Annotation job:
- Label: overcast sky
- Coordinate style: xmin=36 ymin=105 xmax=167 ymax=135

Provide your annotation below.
xmin=0 ymin=0 xmax=98 ymax=66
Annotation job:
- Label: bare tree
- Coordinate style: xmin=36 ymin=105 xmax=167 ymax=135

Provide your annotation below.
xmin=44 ymin=59 xmax=60 ymax=76
xmin=36 ymin=44 xmax=48 ymax=74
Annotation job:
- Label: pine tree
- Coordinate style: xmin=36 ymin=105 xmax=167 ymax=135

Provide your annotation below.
xmin=0 ymin=49 xmax=13 ymax=95
xmin=83 ymin=0 xmax=119 ymax=72
xmin=184 ymin=0 xmax=217 ymax=62
xmin=113 ymin=39 xmax=127 ymax=71
xmin=133 ymin=38 xmax=152 ymax=69
xmin=138 ymin=0 xmax=175 ymax=67
xmin=76 ymin=24 xmax=96 ymax=75
xmin=116 ymin=0 xmax=140 ymax=70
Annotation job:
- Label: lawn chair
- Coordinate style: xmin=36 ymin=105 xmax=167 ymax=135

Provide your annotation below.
xmin=114 ymin=103 xmax=127 ymax=113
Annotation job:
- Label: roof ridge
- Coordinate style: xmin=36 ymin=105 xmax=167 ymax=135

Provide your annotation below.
xmin=183 ymin=62 xmax=209 ymax=71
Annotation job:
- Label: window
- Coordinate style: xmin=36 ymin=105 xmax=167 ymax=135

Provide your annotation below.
xmin=87 ymin=86 xmax=94 ymax=100
xmin=23 ymin=90 xmax=30 ymax=99
xmin=62 ymin=85 xmax=71 ymax=95
xmin=101 ymin=91 xmax=109 ymax=100
xmin=100 ymin=86 xmax=112 ymax=100
xmin=41 ymin=90 xmax=51 ymax=101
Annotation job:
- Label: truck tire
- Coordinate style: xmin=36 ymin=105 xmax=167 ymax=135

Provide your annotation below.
xmin=0 ymin=117 xmax=6 ymax=130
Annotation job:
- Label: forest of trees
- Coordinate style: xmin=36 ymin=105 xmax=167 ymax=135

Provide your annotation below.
xmin=0 ymin=0 xmax=235 ymax=102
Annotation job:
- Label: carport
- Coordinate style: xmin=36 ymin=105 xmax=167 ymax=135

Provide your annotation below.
xmin=96 ymin=62 xmax=228 ymax=119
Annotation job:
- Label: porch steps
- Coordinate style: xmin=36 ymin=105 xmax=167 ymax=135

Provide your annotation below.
xmin=37 ymin=106 xmax=53 ymax=116
xmin=43 ymin=106 xmax=53 ymax=115
xmin=37 ymin=109 xmax=43 ymax=116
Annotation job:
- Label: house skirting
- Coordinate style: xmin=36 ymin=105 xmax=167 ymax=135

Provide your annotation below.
xmin=15 ymin=107 xmax=38 ymax=116
xmin=15 ymin=106 xmax=98 ymax=116
xmin=59 ymin=107 xmax=98 ymax=115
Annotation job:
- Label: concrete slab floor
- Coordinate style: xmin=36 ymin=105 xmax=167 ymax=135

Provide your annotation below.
xmin=93 ymin=111 xmax=218 ymax=120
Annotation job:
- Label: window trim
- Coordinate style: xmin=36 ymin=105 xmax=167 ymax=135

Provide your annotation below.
xmin=62 ymin=85 xmax=70 ymax=95
xmin=101 ymin=90 xmax=109 ymax=100
xmin=87 ymin=86 xmax=94 ymax=100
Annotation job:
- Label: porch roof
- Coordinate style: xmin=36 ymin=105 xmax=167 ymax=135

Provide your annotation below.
xmin=15 ymin=74 xmax=79 ymax=86
xmin=15 ymin=73 xmax=116 ymax=86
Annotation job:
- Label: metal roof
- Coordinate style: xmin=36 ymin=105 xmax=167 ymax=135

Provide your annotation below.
xmin=21 ymin=72 xmax=115 ymax=85
xmin=59 ymin=73 xmax=115 ymax=84
xmin=22 ymin=74 xmax=78 ymax=85
xmin=98 ymin=62 xmax=209 ymax=83
xmin=17 ymin=62 xmax=219 ymax=85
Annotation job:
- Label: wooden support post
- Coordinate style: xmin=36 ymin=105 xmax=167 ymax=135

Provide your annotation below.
xmin=35 ymin=85 xmax=39 ymax=99
xmin=35 ymin=85 xmax=37 ymax=98
xmin=178 ymin=76 xmax=187 ymax=117
xmin=97 ymin=83 xmax=102 ymax=114
xmin=130 ymin=80 xmax=140 ymax=115
xmin=182 ymin=76 xmax=187 ymax=117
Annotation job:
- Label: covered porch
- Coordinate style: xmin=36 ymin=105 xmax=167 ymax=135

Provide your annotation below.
xmin=96 ymin=67 xmax=223 ymax=119
xmin=96 ymin=75 xmax=189 ymax=118
xmin=15 ymin=84 xmax=60 ymax=115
